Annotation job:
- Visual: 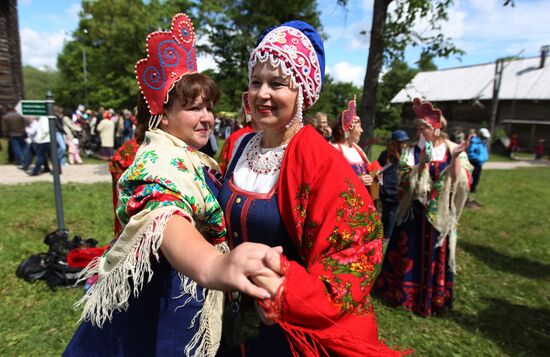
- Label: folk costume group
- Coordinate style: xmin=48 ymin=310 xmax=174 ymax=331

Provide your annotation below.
xmin=64 ymin=12 xmax=472 ymax=357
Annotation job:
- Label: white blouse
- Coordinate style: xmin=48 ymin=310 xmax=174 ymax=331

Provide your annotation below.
xmin=230 ymin=136 xmax=286 ymax=194
xmin=330 ymin=143 xmax=364 ymax=163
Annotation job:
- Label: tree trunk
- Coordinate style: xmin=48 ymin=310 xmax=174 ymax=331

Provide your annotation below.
xmin=359 ymin=0 xmax=391 ymax=155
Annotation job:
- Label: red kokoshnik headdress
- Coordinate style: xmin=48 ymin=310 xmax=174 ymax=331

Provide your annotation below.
xmin=341 ymin=95 xmax=357 ymax=138
xmin=135 ymin=13 xmax=197 ymax=129
xmin=412 ymin=97 xmax=442 ymax=130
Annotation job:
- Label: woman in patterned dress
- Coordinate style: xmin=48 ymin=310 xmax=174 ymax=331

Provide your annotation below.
xmin=374 ymin=98 xmax=472 ymax=317
xmin=330 ymin=97 xmax=377 ymax=192
xmin=64 ymin=13 xmax=276 ymax=357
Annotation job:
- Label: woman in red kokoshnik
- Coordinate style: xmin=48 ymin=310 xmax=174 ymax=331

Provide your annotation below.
xmin=330 ymin=96 xmax=382 ymax=201
xmin=216 ymin=21 xmax=401 ymax=356
xmin=374 ymin=98 xmax=472 ymax=317
xmin=64 ymin=13 xmax=278 ymax=357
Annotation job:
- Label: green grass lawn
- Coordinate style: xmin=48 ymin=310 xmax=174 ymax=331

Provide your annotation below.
xmin=1 ymin=167 xmax=549 ymax=355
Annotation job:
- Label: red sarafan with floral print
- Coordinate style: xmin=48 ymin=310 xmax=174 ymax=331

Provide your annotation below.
xmin=258 ymin=126 xmax=404 ymax=356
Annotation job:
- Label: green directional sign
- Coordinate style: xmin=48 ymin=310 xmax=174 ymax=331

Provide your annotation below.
xmin=16 ymin=100 xmax=53 ymax=116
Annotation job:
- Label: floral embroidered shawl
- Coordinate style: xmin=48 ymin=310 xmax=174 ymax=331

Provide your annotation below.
xmin=260 ymin=127 xmax=400 ymax=356
xmin=76 ymin=129 xmax=227 ymax=357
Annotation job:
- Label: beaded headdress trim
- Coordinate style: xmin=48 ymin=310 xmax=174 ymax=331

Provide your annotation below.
xmin=248 ymin=26 xmax=322 ymax=109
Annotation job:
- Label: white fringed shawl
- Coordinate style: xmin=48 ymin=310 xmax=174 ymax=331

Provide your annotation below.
xmin=75 ymin=129 xmax=228 ymax=357
xmin=397 ymin=140 xmax=473 ymax=272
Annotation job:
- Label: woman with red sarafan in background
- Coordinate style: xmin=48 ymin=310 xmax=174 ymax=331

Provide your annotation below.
xmin=330 ymin=96 xmax=382 ymax=202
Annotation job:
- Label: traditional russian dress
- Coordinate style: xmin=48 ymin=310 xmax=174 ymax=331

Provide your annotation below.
xmin=374 ymin=140 xmax=472 ymax=316
xmin=64 ymin=129 xmax=227 ymax=356
xmin=332 ymin=142 xmax=370 ymax=176
xmin=218 ymin=127 xmax=398 ymax=356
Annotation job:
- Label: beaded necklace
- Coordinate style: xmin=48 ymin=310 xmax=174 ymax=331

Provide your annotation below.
xmin=245 ymin=132 xmax=287 ymax=175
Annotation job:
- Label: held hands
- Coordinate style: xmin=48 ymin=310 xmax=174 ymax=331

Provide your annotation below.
xmin=250 ymin=249 xmax=284 ymax=297
xmin=250 ymin=249 xmax=284 ymax=326
xmin=218 ymin=246 xmax=284 ymax=325
xmin=208 ymin=243 xmax=283 ymax=300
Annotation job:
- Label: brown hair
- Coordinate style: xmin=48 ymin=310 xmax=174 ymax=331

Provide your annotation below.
xmin=136 ymin=73 xmax=220 ymax=144
xmin=331 ymin=114 xmax=346 ymax=142
xmin=386 ymin=140 xmax=403 ymax=164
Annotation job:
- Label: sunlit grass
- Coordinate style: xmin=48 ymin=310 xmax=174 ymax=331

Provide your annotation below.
xmin=1 ymin=166 xmax=549 ymax=356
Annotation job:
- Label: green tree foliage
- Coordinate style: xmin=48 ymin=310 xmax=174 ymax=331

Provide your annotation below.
xmin=376 ymin=60 xmax=417 ymax=130
xmin=383 ymin=0 xmax=464 ymax=63
xmin=197 ymin=0 xmax=322 ymax=111
xmin=54 ymin=0 xmax=321 ymax=113
xmin=375 ymin=53 xmax=437 ymax=130
xmin=308 ymin=74 xmax=362 ymax=123
xmin=55 ymin=0 xmax=195 ymax=110
xmin=356 ymin=0 xmax=463 ymax=150
xmin=22 ymin=65 xmax=58 ymax=100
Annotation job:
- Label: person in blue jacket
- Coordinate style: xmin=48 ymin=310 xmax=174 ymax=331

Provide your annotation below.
xmin=466 ymin=127 xmax=490 ymax=195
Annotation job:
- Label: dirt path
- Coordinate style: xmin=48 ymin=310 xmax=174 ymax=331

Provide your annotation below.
xmin=483 ymin=160 xmax=550 ymax=170
xmin=0 ymin=164 xmax=111 ymax=185
xmin=1 ymin=159 xmax=549 ymax=185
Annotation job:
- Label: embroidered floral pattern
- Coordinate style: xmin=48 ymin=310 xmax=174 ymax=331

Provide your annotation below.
xmin=293 ymin=184 xmax=310 ymax=240
xmin=295 ymin=178 xmax=383 ymax=315
xmin=116 ymin=130 xmax=226 ymax=240
xmin=170 ymin=157 xmax=189 ymax=172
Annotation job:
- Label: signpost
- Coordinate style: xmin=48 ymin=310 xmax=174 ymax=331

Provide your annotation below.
xmin=16 ymin=100 xmax=49 ymax=116
xmin=17 ymin=99 xmax=66 ymax=231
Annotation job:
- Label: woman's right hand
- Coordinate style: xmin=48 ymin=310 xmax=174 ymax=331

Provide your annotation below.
xmin=360 ymin=174 xmax=373 ymax=186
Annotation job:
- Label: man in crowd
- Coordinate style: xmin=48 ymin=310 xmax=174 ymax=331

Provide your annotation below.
xmin=1 ymin=104 xmax=27 ymax=165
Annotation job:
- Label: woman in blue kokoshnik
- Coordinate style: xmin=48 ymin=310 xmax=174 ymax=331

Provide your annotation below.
xmin=64 ymin=13 xmax=279 ymax=357
xmin=216 ymin=20 xmax=401 ymax=356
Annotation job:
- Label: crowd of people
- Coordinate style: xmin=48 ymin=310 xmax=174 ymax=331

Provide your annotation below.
xmin=2 ymin=10 xmax=547 ymax=357
xmin=0 ymin=102 xmax=137 ymax=175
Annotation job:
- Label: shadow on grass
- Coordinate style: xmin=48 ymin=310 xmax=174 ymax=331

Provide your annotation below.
xmin=460 ymin=241 xmax=550 ymax=281
xmin=451 ymin=298 xmax=550 ymax=356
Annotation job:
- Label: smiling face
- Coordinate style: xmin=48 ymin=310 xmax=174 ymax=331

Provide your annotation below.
xmin=348 ymin=116 xmax=363 ymax=144
xmin=248 ymin=62 xmax=298 ymax=131
xmin=161 ymin=95 xmax=214 ymax=150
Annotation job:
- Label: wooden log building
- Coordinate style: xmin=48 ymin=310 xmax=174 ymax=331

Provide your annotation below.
xmin=392 ymin=49 xmax=550 ymax=151
xmin=0 ymin=0 xmax=24 ymax=109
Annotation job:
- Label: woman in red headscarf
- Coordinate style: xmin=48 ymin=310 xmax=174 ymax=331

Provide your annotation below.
xmin=374 ymin=98 xmax=472 ymax=317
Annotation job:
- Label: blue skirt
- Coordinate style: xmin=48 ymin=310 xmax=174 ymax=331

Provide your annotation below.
xmin=64 ymin=259 xmax=204 ymax=356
